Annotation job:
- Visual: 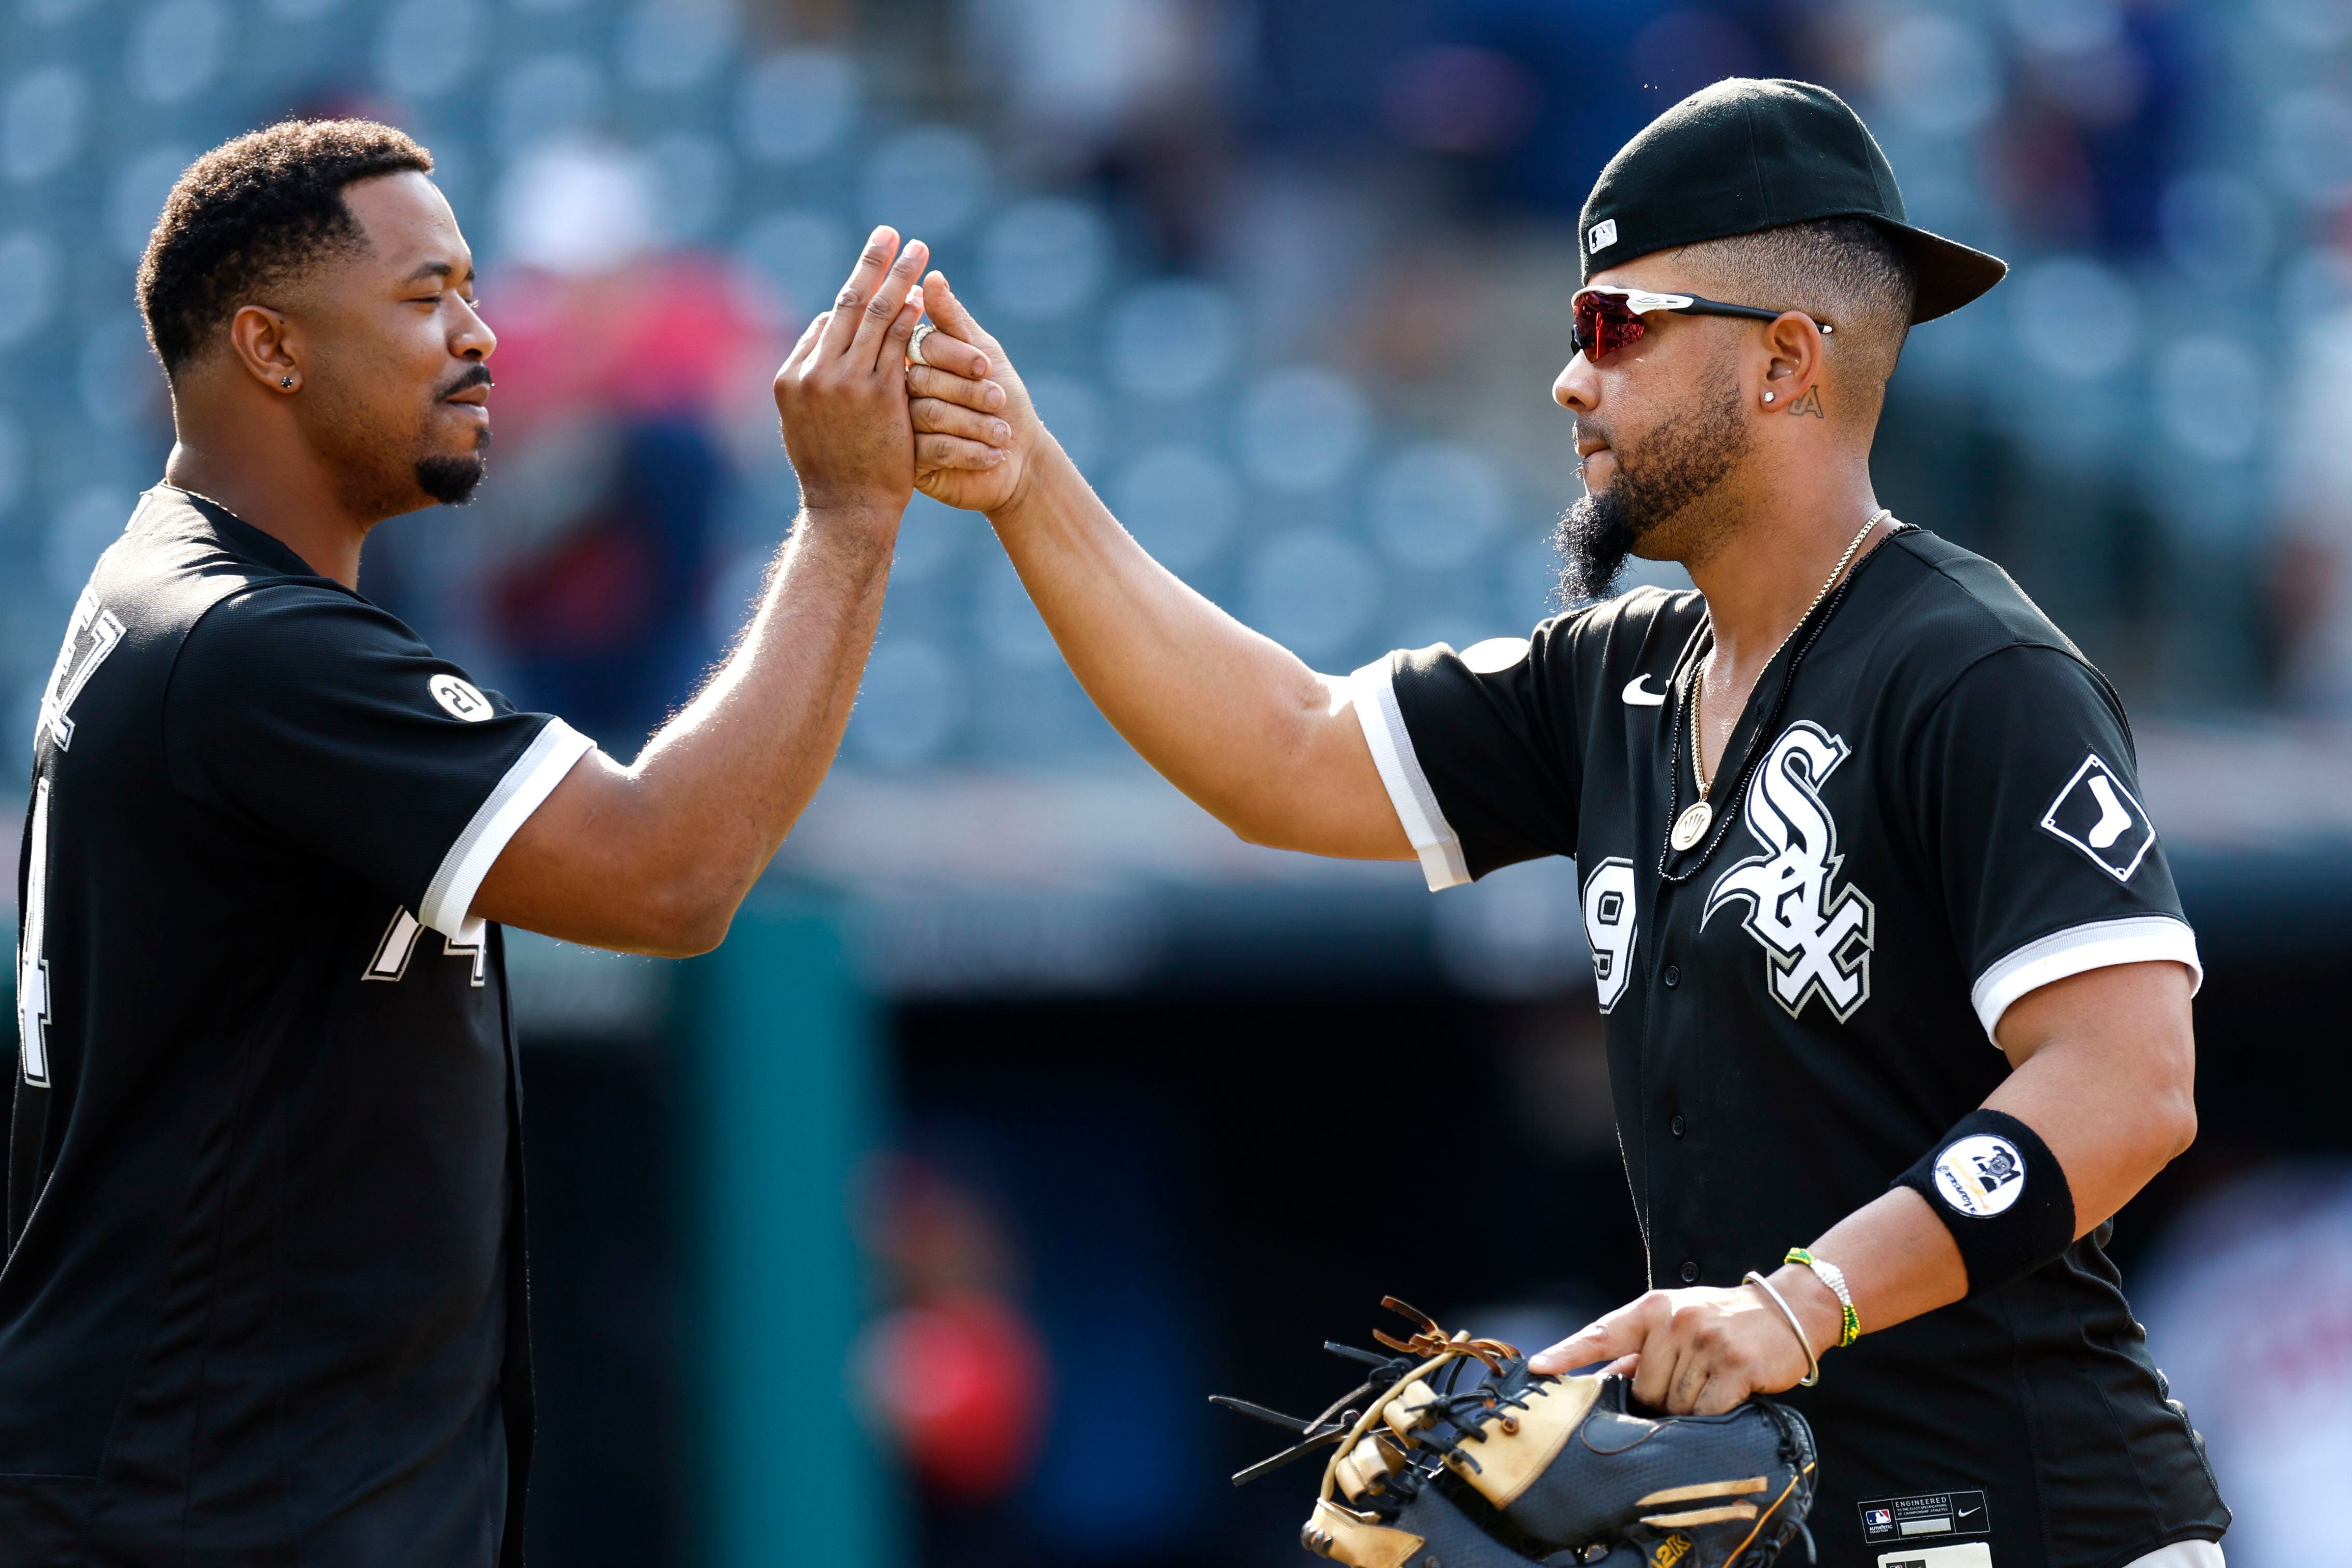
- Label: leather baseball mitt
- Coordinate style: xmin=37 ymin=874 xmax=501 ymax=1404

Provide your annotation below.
xmin=1213 ymin=1299 xmax=1817 ymax=1568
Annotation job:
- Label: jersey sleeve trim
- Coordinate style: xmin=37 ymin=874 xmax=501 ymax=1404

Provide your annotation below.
xmin=1348 ymin=657 xmax=1470 ymax=892
xmin=1971 ymin=914 xmax=2203 ymax=1041
xmin=418 ymin=718 xmax=595 ymax=941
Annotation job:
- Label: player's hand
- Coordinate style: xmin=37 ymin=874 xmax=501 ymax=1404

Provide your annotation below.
xmin=1526 ymin=1278 xmax=1829 ymax=1415
xmin=773 ymin=228 xmax=935 ymax=519
xmin=907 ymin=271 xmax=1042 ymax=514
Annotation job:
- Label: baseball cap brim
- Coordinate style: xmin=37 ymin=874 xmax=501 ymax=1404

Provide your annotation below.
xmin=1882 ymin=219 xmax=2008 ymax=324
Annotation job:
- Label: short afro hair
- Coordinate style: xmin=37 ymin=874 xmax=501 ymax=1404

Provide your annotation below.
xmin=136 ymin=119 xmax=432 ymax=376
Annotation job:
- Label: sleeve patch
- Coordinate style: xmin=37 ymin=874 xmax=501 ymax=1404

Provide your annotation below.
xmin=2038 ymin=751 xmax=2156 ymax=882
xmin=429 ymin=673 xmax=496 ymax=722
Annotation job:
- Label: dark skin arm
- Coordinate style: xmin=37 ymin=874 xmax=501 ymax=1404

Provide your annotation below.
xmin=1527 ymin=960 xmax=2198 ymax=1412
xmin=470 ymin=230 xmax=1001 ymax=957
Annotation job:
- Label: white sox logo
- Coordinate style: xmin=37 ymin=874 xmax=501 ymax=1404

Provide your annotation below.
xmin=1702 ymin=721 xmax=1875 ymax=1021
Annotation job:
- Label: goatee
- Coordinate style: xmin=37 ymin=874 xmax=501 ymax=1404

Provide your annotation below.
xmin=1554 ymin=376 xmax=1749 ymax=604
xmin=417 ymin=451 xmax=488 ymax=506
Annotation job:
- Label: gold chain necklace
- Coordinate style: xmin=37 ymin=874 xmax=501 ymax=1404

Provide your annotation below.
xmin=1669 ymin=507 xmax=1891 ymax=853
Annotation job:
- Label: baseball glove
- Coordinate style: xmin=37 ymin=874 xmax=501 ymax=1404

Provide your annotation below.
xmin=1213 ymin=1299 xmax=1817 ymax=1568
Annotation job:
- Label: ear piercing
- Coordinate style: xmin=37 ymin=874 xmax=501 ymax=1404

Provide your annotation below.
xmin=1763 ymin=391 xmax=1776 ymax=403
xmin=280 ymin=376 xmax=294 ymax=389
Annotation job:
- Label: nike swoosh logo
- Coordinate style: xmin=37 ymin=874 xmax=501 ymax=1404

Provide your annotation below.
xmin=1957 ymin=1508 xmax=1980 ymax=1519
xmin=1621 ymin=674 xmax=1666 ymax=706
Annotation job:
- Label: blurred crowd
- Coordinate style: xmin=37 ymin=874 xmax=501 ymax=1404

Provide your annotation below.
xmin=7 ymin=0 xmax=2352 ymax=766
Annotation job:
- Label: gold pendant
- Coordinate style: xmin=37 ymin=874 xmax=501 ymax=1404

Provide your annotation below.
xmin=1671 ymin=801 xmax=1713 ymax=851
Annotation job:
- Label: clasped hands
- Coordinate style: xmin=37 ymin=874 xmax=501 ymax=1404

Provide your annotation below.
xmin=768 ymin=225 xmax=1054 ymax=523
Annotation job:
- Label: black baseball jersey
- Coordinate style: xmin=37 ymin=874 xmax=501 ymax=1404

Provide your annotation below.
xmin=1350 ymin=526 xmax=2228 ymax=1568
xmin=5 ymin=487 xmax=591 ymax=1566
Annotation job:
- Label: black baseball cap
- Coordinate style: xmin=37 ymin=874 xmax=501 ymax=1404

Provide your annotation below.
xmin=1577 ymin=77 xmax=2006 ymax=324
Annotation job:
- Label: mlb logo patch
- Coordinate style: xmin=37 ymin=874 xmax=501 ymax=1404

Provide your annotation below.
xmin=1588 ymin=218 xmax=1619 ymax=253
xmin=2039 ymin=752 xmax=2156 ymax=881
xmin=1867 ymin=1511 xmax=1893 ymax=1530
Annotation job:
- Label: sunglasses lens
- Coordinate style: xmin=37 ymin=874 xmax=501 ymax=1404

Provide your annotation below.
xmin=1574 ymin=293 xmax=1645 ymax=360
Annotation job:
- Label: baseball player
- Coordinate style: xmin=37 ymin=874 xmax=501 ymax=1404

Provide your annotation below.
xmin=901 ymin=79 xmax=2229 ymax=1568
xmin=4 ymin=121 xmax=1002 ymax=1564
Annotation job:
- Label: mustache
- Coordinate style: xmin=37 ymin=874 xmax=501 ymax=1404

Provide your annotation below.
xmin=436 ymin=363 xmax=495 ymax=400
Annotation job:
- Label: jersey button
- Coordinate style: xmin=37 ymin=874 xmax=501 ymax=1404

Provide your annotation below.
xmin=1662 ymin=964 xmax=1681 ymax=988
xmin=1670 ymin=1114 xmax=1687 ymax=1138
xmin=1678 ymin=1259 xmax=1700 ymax=1284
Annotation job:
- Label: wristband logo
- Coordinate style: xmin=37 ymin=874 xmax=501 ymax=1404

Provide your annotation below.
xmin=1932 ymin=1134 xmax=2026 ymax=1217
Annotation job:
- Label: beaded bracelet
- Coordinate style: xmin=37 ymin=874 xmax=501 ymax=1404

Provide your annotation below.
xmin=1786 ymin=1247 xmax=1862 ymax=1348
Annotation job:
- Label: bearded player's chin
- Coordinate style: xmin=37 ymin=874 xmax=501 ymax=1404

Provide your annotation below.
xmin=416 ymin=453 xmax=488 ymax=507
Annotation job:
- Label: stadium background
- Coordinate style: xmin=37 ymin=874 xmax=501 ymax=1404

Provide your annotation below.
xmin=6 ymin=0 xmax=2352 ymax=1563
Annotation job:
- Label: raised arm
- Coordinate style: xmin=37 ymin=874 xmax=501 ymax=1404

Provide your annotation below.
xmin=906 ymin=272 xmax=1412 ymax=864
xmin=470 ymin=230 xmax=1005 ymax=956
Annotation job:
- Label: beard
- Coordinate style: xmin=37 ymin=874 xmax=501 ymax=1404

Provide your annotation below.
xmin=1554 ymin=373 xmax=1750 ymax=603
xmin=315 ymin=363 xmax=494 ymax=518
xmin=416 ymin=449 xmax=488 ymax=506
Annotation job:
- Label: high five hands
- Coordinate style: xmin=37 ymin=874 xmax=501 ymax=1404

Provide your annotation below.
xmin=902 ymin=272 xmax=1051 ymax=515
xmin=771 ymin=230 xmax=1006 ymax=520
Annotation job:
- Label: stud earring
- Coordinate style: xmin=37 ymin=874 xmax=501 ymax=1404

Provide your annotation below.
xmin=1762 ymin=391 xmax=1775 ymax=403
xmin=281 ymin=375 xmax=294 ymax=389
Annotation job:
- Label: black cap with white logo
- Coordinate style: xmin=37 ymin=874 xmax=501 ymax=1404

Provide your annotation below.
xmin=1577 ymin=77 xmax=2007 ymax=323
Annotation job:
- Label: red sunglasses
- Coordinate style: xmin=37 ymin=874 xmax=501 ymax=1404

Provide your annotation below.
xmin=1571 ymin=286 xmax=1834 ymax=362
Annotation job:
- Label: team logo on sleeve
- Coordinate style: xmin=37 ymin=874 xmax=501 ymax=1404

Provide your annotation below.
xmin=1581 ymin=858 xmax=1639 ymax=1013
xmin=429 ymin=673 xmax=494 ymax=722
xmin=1702 ymin=721 xmax=1875 ymax=1021
xmin=2039 ymin=752 xmax=2155 ymax=881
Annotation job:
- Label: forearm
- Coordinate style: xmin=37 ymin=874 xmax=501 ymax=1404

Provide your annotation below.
xmin=1775 ymin=967 xmax=2198 ymax=1351
xmin=987 ymin=443 xmax=1407 ymax=858
xmin=1768 ymin=1188 xmax=1965 ymax=1356
xmin=480 ymin=225 xmax=938 ymax=954
xmin=627 ymin=503 xmax=898 ymax=873
xmin=477 ymin=505 xmax=897 ymax=954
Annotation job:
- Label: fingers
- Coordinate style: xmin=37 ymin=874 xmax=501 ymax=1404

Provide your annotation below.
xmin=1528 ymin=1297 xmax=1657 ymax=1375
xmin=882 ymin=284 xmax=925 ymax=357
xmin=911 ymin=396 xmax=1010 ymax=447
xmin=915 ymin=433 xmax=1007 ymax=471
xmin=909 ymin=324 xmax=990 ymax=380
xmin=921 ymin=270 xmax=1001 ymax=356
xmin=818 ymin=227 xmax=899 ymax=358
xmin=778 ymin=309 xmax=830 ymax=377
xmin=1630 ymin=1333 xmax=1699 ymax=1410
xmin=1527 ymin=1336 xmax=1597 ymax=1376
xmin=1691 ymin=1371 xmax=1749 ymax=1417
xmin=907 ymin=364 xmax=1005 ymax=413
xmin=1663 ymin=1343 xmax=1714 ymax=1413
xmin=851 ymin=237 xmax=931 ymax=369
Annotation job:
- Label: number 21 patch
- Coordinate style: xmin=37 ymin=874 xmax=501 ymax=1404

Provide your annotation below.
xmin=2039 ymin=752 xmax=2155 ymax=882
